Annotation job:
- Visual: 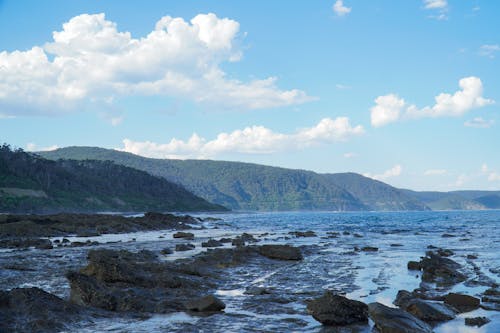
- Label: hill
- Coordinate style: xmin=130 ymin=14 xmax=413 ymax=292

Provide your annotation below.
xmin=41 ymin=146 xmax=430 ymax=211
xmin=0 ymin=144 xmax=226 ymax=213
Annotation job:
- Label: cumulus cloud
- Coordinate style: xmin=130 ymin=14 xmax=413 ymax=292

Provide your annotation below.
xmin=479 ymin=44 xmax=500 ymax=58
xmin=119 ymin=117 xmax=364 ymax=159
xmin=481 ymin=164 xmax=500 ymax=182
xmin=364 ymin=164 xmax=402 ymax=181
xmin=370 ymin=77 xmax=494 ymax=127
xmin=0 ymin=13 xmax=312 ymax=117
xmin=333 ymin=1 xmax=351 ymax=16
xmin=423 ymin=0 xmax=448 ymax=20
xmin=464 ymin=117 xmax=494 ymax=128
xmin=25 ymin=143 xmax=59 ymax=152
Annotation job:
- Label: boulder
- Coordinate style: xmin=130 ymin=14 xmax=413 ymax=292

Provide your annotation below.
xmin=201 ymin=239 xmax=223 ymax=248
xmin=407 ymin=261 xmax=421 ymax=270
xmin=368 ymin=302 xmax=433 ymax=333
xmin=185 ymin=295 xmax=225 ymax=312
xmin=257 ymin=244 xmax=303 ymax=261
xmin=444 ymin=293 xmax=480 ymax=313
xmin=394 ymin=290 xmax=455 ymax=323
xmin=176 ymin=243 xmax=195 ymax=251
xmin=306 ymin=291 xmax=368 ymax=326
xmin=244 ymin=286 xmax=271 ymax=295
xmin=419 ymin=251 xmax=466 ymax=285
xmin=173 ymin=232 xmax=194 ymax=240
xmin=465 ymin=316 xmax=490 ymax=327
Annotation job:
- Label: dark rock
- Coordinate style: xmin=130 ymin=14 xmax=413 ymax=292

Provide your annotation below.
xmin=437 ymin=248 xmax=454 ymax=257
xmin=176 ymin=243 xmax=195 ymax=251
xmin=368 ymin=302 xmax=432 ymax=333
xmin=442 ymin=233 xmax=456 ymax=238
xmin=161 ymin=248 xmax=173 ymax=255
xmin=465 ymin=316 xmax=490 ymax=327
xmin=361 ymin=246 xmax=378 ymax=252
xmin=62 ymin=238 xmax=70 ymax=243
xmin=35 ymin=239 xmax=54 ymax=250
xmin=290 ymin=230 xmax=316 ymax=237
xmin=394 ymin=290 xmax=455 ymax=323
xmin=201 ymin=239 xmax=223 ymax=248
xmin=353 ymin=233 xmax=363 ymax=238
xmin=185 ymin=295 xmax=225 ymax=312
xmin=444 ymin=293 xmax=480 ymax=313
xmin=467 ymin=254 xmax=478 ymax=260
xmin=232 ymin=238 xmax=245 ymax=247
xmin=407 ymin=261 xmax=421 ymax=270
xmin=484 ymin=287 xmax=500 ymax=296
xmin=219 ymin=237 xmax=232 ymax=243
xmin=257 ymin=244 xmax=303 ymax=260
xmin=390 ymin=243 xmax=404 ymax=247
xmin=244 ymin=286 xmax=271 ymax=295
xmin=173 ymin=232 xmax=194 ymax=240
xmin=420 ymin=251 xmax=466 ymax=286
xmin=0 ymin=287 xmax=85 ymax=333
xmin=306 ymin=291 xmax=368 ymax=326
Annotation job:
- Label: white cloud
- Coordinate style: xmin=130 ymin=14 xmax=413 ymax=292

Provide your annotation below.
xmin=370 ymin=77 xmax=494 ymax=127
xmin=480 ymin=164 xmax=500 ymax=182
xmin=335 ymin=83 xmax=351 ymax=90
xmin=479 ymin=44 xmax=500 ymax=58
xmin=424 ymin=169 xmax=447 ymax=176
xmin=364 ymin=164 xmax=402 ymax=181
xmin=333 ymin=1 xmax=351 ymax=17
xmin=423 ymin=0 xmax=448 ymax=20
xmin=0 ymin=13 xmax=313 ymax=117
xmin=343 ymin=152 xmax=357 ymax=158
xmin=25 ymin=143 xmax=59 ymax=152
xmin=464 ymin=117 xmax=494 ymax=128
xmin=424 ymin=0 xmax=447 ymax=9
xmin=119 ymin=117 xmax=364 ymax=159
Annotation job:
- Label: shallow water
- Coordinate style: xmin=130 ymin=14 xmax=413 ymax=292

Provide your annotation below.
xmin=1 ymin=210 xmax=500 ymax=332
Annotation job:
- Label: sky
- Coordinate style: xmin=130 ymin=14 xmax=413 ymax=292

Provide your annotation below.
xmin=0 ymin=0 xmax=499 ymax=191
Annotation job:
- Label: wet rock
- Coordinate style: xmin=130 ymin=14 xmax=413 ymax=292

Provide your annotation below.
xmin=407 ymin=261 xmax=421 ymax=270
xmin=361 ymin=246 xmax=378 ymax=252
xmin=257 ymin=244 xmax=303 ymax=261
xmin=245 ymin=286 xmax=271 ymax=295
xmin=176 ymin=243 xmax=195 ymax=251
xmin=353 ymin=233 xmax=363 ymax=238
xmin=173 ymin=231 xmax=194 ymax=240
xmin=442 ymin=233 xmax=456 ymax=238
xmin=290 ymin=230 xmax=316 ymax=237
xmin=394 ymin=290 xmax=455 ymax=323
xmin=62 ymin=238 xmax=70 ymax=243
xmin=0 ymin=287 xmax=85 ymax=333
xmin=437 ymin=248 xmax=454 ymax=257
xmin=419 ymin=251 xmax=466 ymax=286
xmin=219 ymin=237 xmax=232 ymax=243
xmin=467 ymin=254 xmax=478 ymax=260
xmin=0 ymin=237 xmax=53 ymax=249
xmin=444 ymin=293 xmax=480 ymax=313
xmin=185 ymin=295 xmax=225 ymax=312
xmin=306 ymin=291 xmax=368 ymax=326
xmin=161 ymin=247 xmax=173 ymax=255
xmin=201 ymin=239 xmax=223 ymax=248
xmin=465 ymin=316 xmax=490 ymax=327
xmin=390 ymin=243 xmax=404 ymax=247
xmin=368 ymin=302 xmax=432 ymax=333
xmin=231 ymin=238 xmax=245 ymax=247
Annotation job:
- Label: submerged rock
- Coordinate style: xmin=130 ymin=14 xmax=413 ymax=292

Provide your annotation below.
xmin=0 ymin=287 xmax=85 ymax=333
xmin=185 ymin=295 xmax=225 ymax=312
xmin=257 ymin=244 xmax=303 ymax=261
xmin=368 ymin=302 xmax=433 ymax=333
xmin=465 ymin=316 xmax=490 ymax=327
xmin=444 ymin=293 xmax=480 ymax=313
xmin=307 ymin=291 xmax=368 ymax=326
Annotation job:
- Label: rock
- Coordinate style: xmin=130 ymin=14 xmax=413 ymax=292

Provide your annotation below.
xmin=368 ymin=302 xmax=433 ymax=333
xmin=390 ymin=243 xmax=404 ymax=247
xmin=444 ymin=293 xmax=480 ymax=313
xmin=407 ymin=261 xmax=421 ymax=270
xmin=173 ymin=232 xmax=194 ymax=240
xmin=257 ymin=244 xmax=303 ymax=260
xmin=442 ymin=233 xmax=456 ymax=238
xmin=201 ymin=239 xmax=223 ymax=248
xmin=306 ymin=291 xmax=368 ymax=326
xmin=185 ymin=295 xmax=225 ymax=312
xmin=419 ymin=251 xmax=466 ymax=285
xmin=484 ymin=287 xmax=500 ymax=296
xmin=160 ymin=247 xmax=173 ymax=255
xmin=465 ymin=316 xmax=490 ymax=327
xmin=437 ymin=248 xmax=454 ymax=257
xmin=62 ymin=238 xmax=70 ymax=243
xmin=394 ymin=290 xmax=455 ymax=323
xmin=361 ymin=246 xmax=378 ymax=252
xmin=232 ymin=238 xmax=245 ymax=247
xmin=0 ymin=287 xmax=84 ymax=333
xmin=290 ymin=230 xmax=316 ymax=237
xmin=34 ymin=239 xmax=54 ymax=250
xmin=467 ymin=254 xmax=478 ymax=260
xmin=353 ymin=233 xmax=363 ymax=238
xmin=219 ymin=237 xmax=232 ymax=243
xmin=176 ymin=243 xmax=195 ymax=251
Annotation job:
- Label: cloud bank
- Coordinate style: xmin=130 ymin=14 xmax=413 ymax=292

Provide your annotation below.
xmin=119 ymin=117 xmax=364 ymax=159
xmin=0 ymin=13 xmax=313 ymax=117
xmin=370 ymin=77 xmax=494 ymax=127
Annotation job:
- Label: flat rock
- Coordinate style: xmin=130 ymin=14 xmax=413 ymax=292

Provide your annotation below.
xmin=173 ymin=231 xmax=194 ymax=240
xmin=176 ymin=243 xmax=195 ymax=251
xmin=394 ymin=290 xmax=455 ymax=323
xmin=257 ymin=244 xmax=303 ymax=261
xmin=444 ymin=293 xmax=480 ymax=313
xmin=368 ymin=302 xmax=433 ymax=333
xmin=185 ymin=295 xmax=225 ymax=312
xmin=465 ymin=316 xmax=490 ymax=327
xmin=307 ymin=291 xmax=368 ymax=326
xmin=201 ymin=239 xmax=223 ymax=248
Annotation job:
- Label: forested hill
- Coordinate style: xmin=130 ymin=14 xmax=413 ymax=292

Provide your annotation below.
xmin=41 ymin=146 xmax=430 ymax=211
xmin=0 ymin=145 xmax=226 ymax=213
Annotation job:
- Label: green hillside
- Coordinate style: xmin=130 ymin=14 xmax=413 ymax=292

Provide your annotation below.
xmin=41 ymin=146 xmax=431 ymax=211
xmin=0 ymin=144 xmax=226 ymax=213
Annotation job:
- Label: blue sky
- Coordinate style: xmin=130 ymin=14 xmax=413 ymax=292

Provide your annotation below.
xmin=0 ymin=0 xmax=499 ymax=191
